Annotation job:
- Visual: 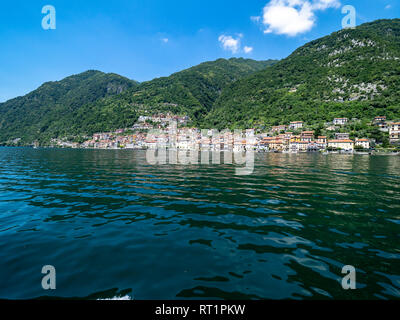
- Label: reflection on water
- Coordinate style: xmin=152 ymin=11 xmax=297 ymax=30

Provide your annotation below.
xmin=0 ymin=148 xmax=399 ymax=299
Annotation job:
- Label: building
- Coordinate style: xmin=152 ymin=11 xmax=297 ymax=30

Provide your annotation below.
xmin=335 ymin=132 xmax=350 ymax=140
xmin=289 ymin=121 xmax=304 ymax=130
xmin=261 ymin=137 xmax=284 ymax=151
xmin=389 ymin=122 xmax=400 ymax=144
xmin=271 ymin=125 xmax=287 ymax=133
xmin=328 ymin=139 xmax=354 ymax=151
xmin=316 ymin=136 xmax=327 ymax=149
xmin=300 ymin=131 xmax=314 ymax=142
xmin=374 ymin=116 xmax=386 ymax=124
xmin=333 ymin=118 xmax=348 ymax=126
xmin=298 ymin=141 xmax=310 ymax=152
xmin=373 ymin=116 xmax=388 ymax=132
xmin=355 ymin=139 xmax=370 ymax=150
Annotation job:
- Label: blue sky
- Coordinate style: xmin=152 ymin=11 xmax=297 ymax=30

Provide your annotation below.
xmin=0 ymin=0 xmax=398 ymax=102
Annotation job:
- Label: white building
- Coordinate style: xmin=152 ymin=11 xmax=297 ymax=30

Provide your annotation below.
xmin=333 ymin=118 xmax=348 ymax=126
xmin=328 ymin=139 xmax=354 ymax=151
xmin=355 ymin=139 xmax=370 ymax=150
xmin=389 ymin=122 xmax=400 ymax=144
xmin=289 ymin=121 xmax=303 ymax=130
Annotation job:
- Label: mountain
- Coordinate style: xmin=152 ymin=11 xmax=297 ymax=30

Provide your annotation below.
xmin=4 ymin=18 xmax=400 ymax=145
xmin=205 ymin=19 xmax=400 ymax=129
xmin=101 ymin=58 xmax=276 ymax=120
xmin=0 ymin=70 xmax=138 ymax=144
xmin=0 ymin=58 xmax=275 ymax=145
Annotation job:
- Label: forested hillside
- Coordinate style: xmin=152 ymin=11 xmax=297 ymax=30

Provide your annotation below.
xmin=0 ymin=71 xmax=138 ymax=144
xmin=205 ymin=19 xmax=400 ymax=129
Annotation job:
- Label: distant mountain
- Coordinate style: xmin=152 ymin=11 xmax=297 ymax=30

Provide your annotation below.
xmin=205 ymin=19 xmax=400 ymax=129
xmin=0 ymin=70 xmax=137 ymax=144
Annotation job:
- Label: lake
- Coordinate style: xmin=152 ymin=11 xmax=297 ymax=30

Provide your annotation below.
xmin=0 ymin=148 xmax=399 ymax=299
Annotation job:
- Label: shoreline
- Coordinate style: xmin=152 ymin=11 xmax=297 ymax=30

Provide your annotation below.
xmin=3 ymin=145 xmax=399 ymax=156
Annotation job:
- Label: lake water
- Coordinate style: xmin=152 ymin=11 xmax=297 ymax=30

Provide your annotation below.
xmin=0 ymin=148 xmax=399 ymax=299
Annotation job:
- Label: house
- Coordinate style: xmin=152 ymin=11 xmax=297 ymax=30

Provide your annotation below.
xmin=289 ymin=121 xmax=303 ymax=130
xmin=261 ymin=137 xmax=284 ymax=151
xmin=333 ymin=118 xmax=348 ymax=125
xmin=271 ymin=125 xmax=287 ymax=133
xmin=374 ymin=116 xmax=386 ymax=124
xmin=374 ymin=116 xmax=388 ymax=132
xmin=284 ymin=132 xmax=294 ymax=139
xmin=300 ymin=131 xmax=314 ymax=142
xmin=389 ymin=122 xmax=400 ymax=144
xmin=298 ymin=141 xmax=310 ymax=152
xmin=307 ymin=142 xmax=319 ymax=152
xmin=316 ymin=136 xmax=327 ymax=149
xmin=355 ymin=139 xmax=370 ymax=150
xmin=335 ymin=132 xmax=350 ymax=140
xmin=328 ymin=139 xmax=354 ymax=151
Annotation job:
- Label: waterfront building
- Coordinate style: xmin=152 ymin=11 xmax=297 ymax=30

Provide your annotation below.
xmin=328 ymin=139 xmax=354 ymax=151
xmin=298 ymin=141 xmax=309 ymax=152
xmin=316 ymin=136 xmax=327 ymax=149
xmin=355 ymin=139 xmax=370 ymax=150
xmin=300 ymin=131 xmax=315 ymax=142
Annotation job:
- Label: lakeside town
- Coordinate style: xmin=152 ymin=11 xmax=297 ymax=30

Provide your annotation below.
xmin=51 ymin=113 xmax=400 ymax=154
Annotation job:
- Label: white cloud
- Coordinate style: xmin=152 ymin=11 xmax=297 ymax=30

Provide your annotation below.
xmin=161 ymin=38 xmax=169 ymax=43
xmin=218 ymin=35 xmax=241 ymax=53
xmin=385 ymin=4 xmax=392 ymax=10
xmin=244 ymin=46 xmax=254 ymax=54
xmin=261 ymin=0 xmax=341 ymax=36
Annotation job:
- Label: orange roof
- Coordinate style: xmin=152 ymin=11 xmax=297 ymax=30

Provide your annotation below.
xmin=357 ymin=139 xmax=369 ymax=142
xmin=318 ymin=136 xmax=327 ymax=139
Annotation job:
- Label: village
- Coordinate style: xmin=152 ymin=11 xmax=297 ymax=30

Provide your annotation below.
xmin=52 ymin=113 xmax=400 ymax=154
